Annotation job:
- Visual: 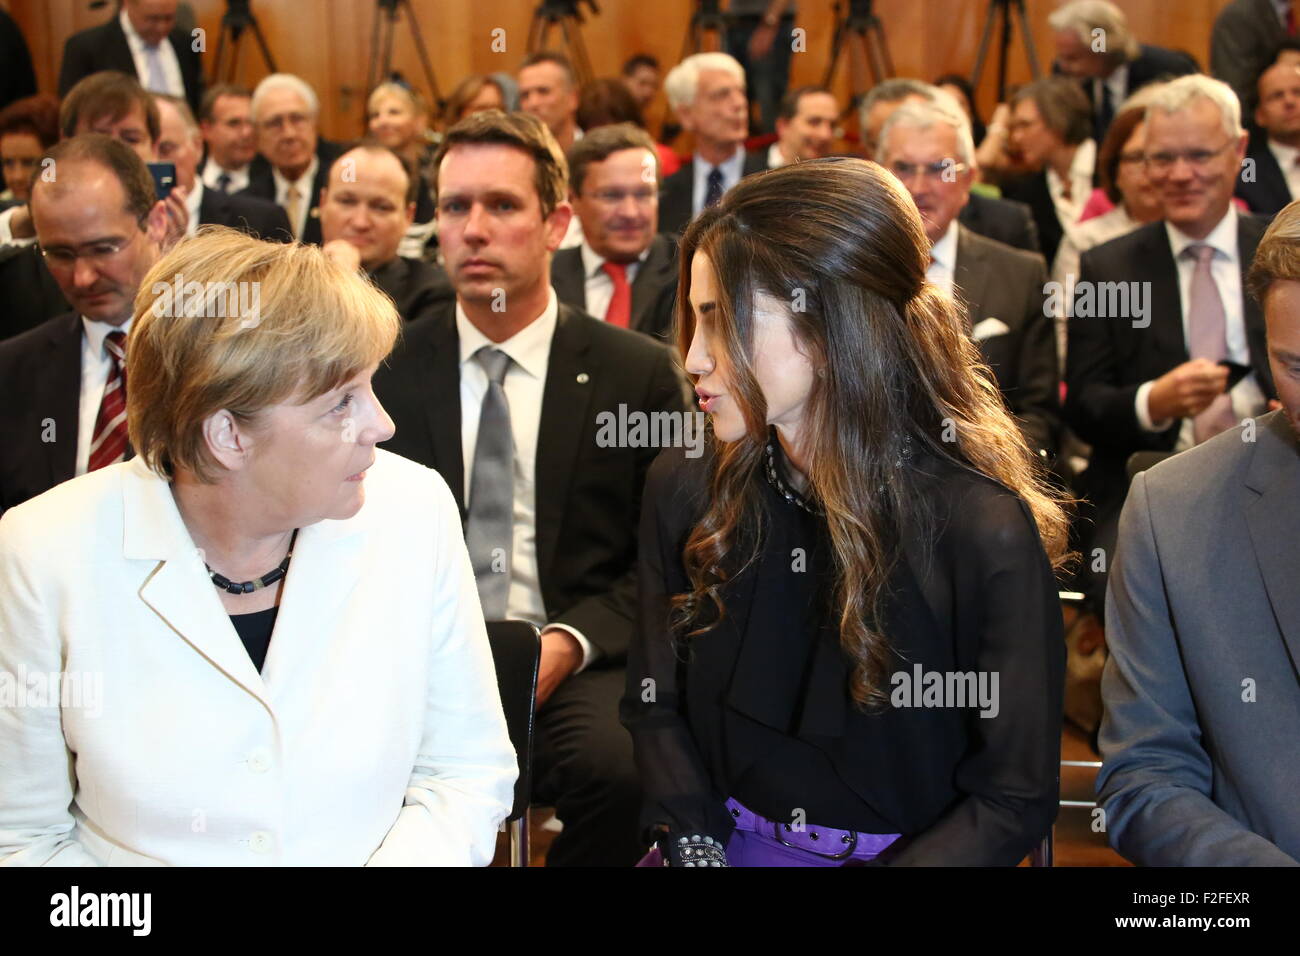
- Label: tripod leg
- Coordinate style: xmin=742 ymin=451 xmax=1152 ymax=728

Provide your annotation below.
xmin=248 ymin=19 xmax=279 ymax=75
xmin=822 ymin=19 xmax=848 ymax=88
xmin=869 ymin=20 xmax=895 ymax=78
xmin=1015 ymin=0 xmax=1042 ymax=78
xmin=400 ymin=0 xmax=444 ymax=108
xmin=212 ymin=26 xmax=227 ymax=86
xmin=970 ymin=1 xmax=998 ymax=90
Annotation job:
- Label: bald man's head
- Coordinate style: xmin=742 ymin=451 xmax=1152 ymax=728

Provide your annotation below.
xmin=319 ymin=145 xmax=416 ymax=270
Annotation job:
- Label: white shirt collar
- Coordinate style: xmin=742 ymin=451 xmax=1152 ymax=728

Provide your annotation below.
xmin=184 ymin=180 xmax=204 ymax=234
xmin=1268 ymin=137 xmax=1300 ymax=170
xmin=272 ymin=154 xmax=319 ymax=199
xmin=696 ymin=145 xmax=746 ymax=180
xmin=202 ymin=156 xmax=248 ymax=184
xmin=455 ymin=286 xmax=558 ymax=381
xmin=578 ymin=238 xmax=650 ymax=278
xmin=1165 ymin=205 xmax=1239 ymax=263
xmin=767 ymin=141 xmax=789 ymax=169
xmin=930 ymin=217 xmax=959 ymax=272
xmin=82 ymin=314 xmax=133 ymax=353
xmin=119 ymin=7 xmax=158 ymax=52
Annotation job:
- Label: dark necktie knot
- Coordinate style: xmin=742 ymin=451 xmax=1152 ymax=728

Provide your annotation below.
xmin=705 ymin=166 xmax=725 ymax=208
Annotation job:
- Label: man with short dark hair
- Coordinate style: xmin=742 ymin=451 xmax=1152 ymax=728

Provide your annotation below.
xmin=621 ymin=54 xmax=661 ymax=111
xmin=0 ymin=135 xmax=167 ymax=512
xmin=767 ymin=85 xmax=837 ymax=168
xmin=553 ymin=124 xmax=677 ymax=340
xmin=519 ymin=51 xmax=581 ymax=153
xmin=198 ymin=83 xmax=255 ymax=195
xmin=320 ymin=143 xmax=452 ymax=323
xmin=58 ymin=0 xmax=204 ymax=117
xmin=1237 ymin=62 xmax=1300 ymax=217
xmin=1096 ymin=197 xmax=1300 ymax=867
xmin=374 ymin=110 xmax=689 ymax=867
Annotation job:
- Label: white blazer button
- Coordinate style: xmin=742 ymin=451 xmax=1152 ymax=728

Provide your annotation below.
xmin=247 ymin=748 xmax=271 ymax=773
xmin=249 ymin=831 xmax=272 ymax=853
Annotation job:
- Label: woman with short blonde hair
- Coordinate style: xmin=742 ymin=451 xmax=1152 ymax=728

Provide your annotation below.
xmin=0 ymin=227 xmax=516 ymax=866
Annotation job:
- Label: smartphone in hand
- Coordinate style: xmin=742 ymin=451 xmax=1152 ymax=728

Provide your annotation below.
xmin=147 ymin=162 xmax=176 ymax=201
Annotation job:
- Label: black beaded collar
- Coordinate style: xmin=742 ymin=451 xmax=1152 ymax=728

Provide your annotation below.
xmin=763 ymin=437 xmax=824 ymax=516
xmin=206 ymin=529 xmax=299 ymax=595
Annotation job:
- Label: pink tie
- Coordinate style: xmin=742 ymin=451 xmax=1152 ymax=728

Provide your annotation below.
xmin=1185 ymin=244 xmax=1237 ymax=443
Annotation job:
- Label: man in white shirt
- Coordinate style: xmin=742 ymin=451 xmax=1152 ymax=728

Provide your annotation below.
xmin=658 ymin=52 xmax=767 ymax=234
xmin=243 ymin=74 xmax=343 ymax=245
xmin=373 ymin=110 xmax=688 ymax=866
xmin=551 ymin=123 xmax=678 ymax=340
xmin=0 ymin=135 xmax=166 ymax=512
xmin=198 ymin=83 xmax=256 ymax=195
xmin=1238 ymin=61 xmax=1300 ymax=216
xmin=1065 ymin=74 xmax=1275 ymax=610
xmin=878 ymin=97 xmax=1059 ymax=457
xmin=766 ymin=85 xmax=838 ymax=169
xmin=58 ymin=0 xmax=204 ymax=117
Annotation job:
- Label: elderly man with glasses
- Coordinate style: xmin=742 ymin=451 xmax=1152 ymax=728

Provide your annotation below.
xmin=1064 ymin=74 xmax=1277 ymax=614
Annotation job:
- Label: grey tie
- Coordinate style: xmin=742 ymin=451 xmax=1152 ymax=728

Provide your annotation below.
xmin=465 ymin=347 xmax=514 ymax=620
xmin=1184 ymin=243 xmax=1237 ymax=443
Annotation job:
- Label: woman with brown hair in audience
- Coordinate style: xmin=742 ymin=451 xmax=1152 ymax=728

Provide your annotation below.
xmin=622 ymin=157 xmax=1071 ymax=867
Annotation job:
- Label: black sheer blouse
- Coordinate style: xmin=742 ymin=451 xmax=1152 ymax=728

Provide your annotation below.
xmin=622 ymin=440 xmax=1066 ymax=865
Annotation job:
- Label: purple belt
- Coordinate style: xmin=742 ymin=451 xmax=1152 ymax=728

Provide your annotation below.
xmin=724 ymin=797 xmax=901 ymax=864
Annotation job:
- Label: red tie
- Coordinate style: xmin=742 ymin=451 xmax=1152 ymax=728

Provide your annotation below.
xmin=602 ymin=262 xmax=631 ymax=328
xmin=88 ymin=330 xmax=129 ymax=472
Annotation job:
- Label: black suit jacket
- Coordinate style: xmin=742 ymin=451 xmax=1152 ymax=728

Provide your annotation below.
xmin=198 ymin=187 xmax=292 ymax=241
xmin=1080 ymin=44 xmax=1198 ymax=142
xmin=240 ymin=140 xmax=345 ymax=245
xmin=0 ymin=312 xmax=83 ymax=513
xmin=1064 ymin=216 xmax=1276 ymax=517
xmin=1236 ymin=132 xmax=1294 ymax=217
xmin=368 ymin=256 xmax=454 ymax=324
xmin=658 ymin=151 xmax=769 ymax=236
xmin=0 ymin=244 xmax=68 ymax=342
xmin=58 ymin=15 xmax=204 ymax=117
xmin=372 ymin=299 xmax=689 ymax=665
xmin=1001 ymin=172 xmax=1067 ymax=268
xmin=952 ymin=225 xmax=1059 ymax=457
xmin=0 ymin=7 xmax=36 ymax=114
xmin=550 ymin=233 xmax=678 ymax=341
xmin=957 ymin=192 xmax=1041 ymax=254
xmin=1212 ymin=0 xmax=1287 ymax=122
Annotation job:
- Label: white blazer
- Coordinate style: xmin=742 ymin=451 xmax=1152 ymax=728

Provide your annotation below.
xmin=0 ymin=449 xmax=516 ymax=866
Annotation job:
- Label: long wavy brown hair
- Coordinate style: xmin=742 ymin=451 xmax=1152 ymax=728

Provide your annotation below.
xmin=673 ymin=157 xmax=1072 ymax=710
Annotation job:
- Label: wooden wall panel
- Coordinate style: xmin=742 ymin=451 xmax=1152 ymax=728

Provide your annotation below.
xmin=5 ymin=0 xmax=1241 ymax=142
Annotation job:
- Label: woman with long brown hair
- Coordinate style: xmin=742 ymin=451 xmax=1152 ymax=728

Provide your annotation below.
xmin=621 ymin=157 xmax=1070 ymax=867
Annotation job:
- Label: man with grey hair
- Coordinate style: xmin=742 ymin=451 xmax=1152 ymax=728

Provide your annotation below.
xmin=879 ymin=98 xmax=1059 ymax=458
xmin=861 ymin=78 xmax=1041 ymax=253
xmin=659 ymin=52 xmax=766 ymax=235
xmin=1050 ymin=0 xmax=1196 ymax=145
xmin=1065 ymin=73 xmax=1275 ymax=613
xmin=240 ymin=73 xmax=344 ymax=244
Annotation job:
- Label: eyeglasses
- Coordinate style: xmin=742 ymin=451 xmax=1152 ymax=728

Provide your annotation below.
xmin=587 ymin=187 xmax=658 ymax=207
xmin=889 ymin=160 xmax=969 ymax=182
xmin=1145 ymin=141 xmax=1234 ymax=173
xmin=40 ymin=225 xmax=144 ymax=270
xmin=259 ymin=112 xmax=311 ymax=132
xmin=1118 ymin=151 xmax=1145 ymax=165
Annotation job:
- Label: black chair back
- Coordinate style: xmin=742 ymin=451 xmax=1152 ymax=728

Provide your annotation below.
xmin=485 ymin=620 xmax=541 ymax=822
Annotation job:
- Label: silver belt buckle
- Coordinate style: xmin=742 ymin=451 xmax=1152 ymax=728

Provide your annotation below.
xmin=773 ymin=821 xmax=858 ymax=860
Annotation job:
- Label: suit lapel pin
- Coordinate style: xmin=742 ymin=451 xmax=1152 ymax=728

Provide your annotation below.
xmin=576 ymin=372 xmax=589 ymax=384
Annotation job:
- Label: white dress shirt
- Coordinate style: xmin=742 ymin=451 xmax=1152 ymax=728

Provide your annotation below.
xmin=578 ymin=239 xmax=647 ymax=321
xmin=184 ymin=179 xmax=204 ymax=237
xmin=691 ymin=145 xmax=747 ymax=217
xmin=455 ymin=289 xmax=596 ymax=669
xmin=925 ymin=218 xmax=959 ymax=297
xmin=272 ymin=155 xmax=319 ymax=240
xmin=1045 ymin=138 xmax=1096 ymax=230
xmin=76 ymin=316 xmax=133 ymax=477
xmin=767 ymin=141 xmax=789 ymax=169
xmin=201 ymin=156 xmax=250 ymax=195
xmin=1266 ymin=137 xmax=1300 ymax=202
xmin=1135 ymin=207 xmax=1267 ymax=448
xmin=119 ymin=8 xmax=185 ymax=99
xmin=0 ymin=205 xmax=36 ymax=246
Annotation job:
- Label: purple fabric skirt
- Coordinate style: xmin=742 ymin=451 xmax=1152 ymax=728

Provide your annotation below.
xmin=636 ymin=797 xmax=902 ymax=867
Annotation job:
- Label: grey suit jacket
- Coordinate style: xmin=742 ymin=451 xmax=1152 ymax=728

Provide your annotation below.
xmin=1212 ymin=0 xmax=1286 ymax=120
xmin=952 ymin=225 xmax=1060 ymax=458
xmin=550 ymin=233 xmax=678 ymax=341
xmin=1097 ymin=409 xmax=1300 ymax=866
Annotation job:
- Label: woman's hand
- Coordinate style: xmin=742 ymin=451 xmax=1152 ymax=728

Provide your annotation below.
xmin=161 ymin=185 xmax=190 ymax=250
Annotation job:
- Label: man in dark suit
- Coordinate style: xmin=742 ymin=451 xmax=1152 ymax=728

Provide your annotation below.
xmin=1096 ymin=202 xmax=1300 ymax=865
xmin=0 ymin=243 xmax=67 ymax=342
xmin=0 ymin=6 xmax=36 ymax=114
xmin=373 ymin=111 xmax=689 ymax=866
xmin=154 ymin=94 xmax=290 ymax=242
xmin=1237 ymin=62 xmax=1300 ymax=217
xmin=1065 ymin=75 xmax=1275 ymax=610
xmin=858 ymin=78 xmax=1042 ymax=253
xmin=58 ymin=0 xmax=204 ymax=118
xmin=0 ymin=135 xmax=166 ymax=513
xmin=764 ymin=85 xmax=838 ymax=169
xmin=319 ymin=143 xmax=452 ymax=323
xmin=659 ymin=53 xmax=767 ymax=235
xmin=241 ymin=74 xmax=343 ymax=245
xmin=879 ymin=96 xmax=1059 ymax=458
xmin=1213 ymin=0 xmax=1290 ymax=122
xmin=1049 ymin=0 xmax=1197 ymax=144
xmin=552 ymin=123 xmax=677 ymax=341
